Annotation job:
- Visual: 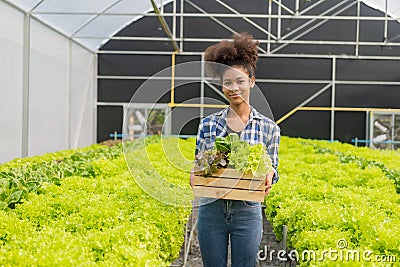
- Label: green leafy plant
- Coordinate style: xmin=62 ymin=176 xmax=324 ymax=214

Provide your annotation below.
xmin=265 ymin=137 xmax=400 ymax=266
xmin=0 ymin=137 xmax=193 ymax=266
xmin=195 ymin=133 xmax=272 ymax=177
xmin=194 ymin=150 xmax=227 ymax=176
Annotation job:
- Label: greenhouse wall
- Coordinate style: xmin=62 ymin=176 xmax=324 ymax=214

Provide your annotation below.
xmin=0 ymin=1 xmax=23 ymax=163
xmin=0 ymin=1 xmax=96 ymax=163
xmin=97 ymin=0 xmax=400 ymax=144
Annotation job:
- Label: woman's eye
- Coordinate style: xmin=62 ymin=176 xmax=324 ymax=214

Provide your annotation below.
xmin=223 ymin=81 xmax=231 ymax=86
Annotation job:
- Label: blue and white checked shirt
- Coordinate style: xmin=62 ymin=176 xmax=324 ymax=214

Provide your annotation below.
xmin=195 ymin=106 xmax=281 ymax=183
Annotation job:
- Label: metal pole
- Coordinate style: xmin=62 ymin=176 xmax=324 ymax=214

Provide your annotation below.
xmin=331 ymin=57 xmax=336 ymax=141
xmin=170 ymin=51 xmax=177 ymax=106
xmin=267 ymin=0 xmax=272 ymax=54
xmin=22 ymin=13 xmax=31 ymax=158
xmin=391 ymin=114 xmax=395 ymax=150
xmin=94 ymin=54 xmax=98 ymax=144
xmin=173 ymin=0 xmax=177 ymax=40
xmin=384 ymin=0 xmax=388 ymax=42
xmin=277 ymin=0 xmax=281 ymax=40
xmin=356 ymin=0 xmax=360 ymax=56
xmin=122 ymin=103 xmax=128 ymax=141
xmin=365 ymin=111 xmax=370 ymax=146
xmin=67 ymin=40 xmax=72 ymax=149
xmin=369 ymin=111 xmax=373 ymax=148
xmin=200 ymin=53 xmax=205 ymax=119
xmin=180 ymin=0 xmax=184 ymax=51
xmin=96 ymin=49 xmax=400 ymax=60
xmin=282 ymin=225 xmax=288 ymax=267
xmin=164 ymin=106 xmax=172 ymax=135
xmin=21 ymin=11 xmax=400 ymax=21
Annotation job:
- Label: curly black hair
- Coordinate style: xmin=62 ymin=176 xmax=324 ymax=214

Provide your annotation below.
xmin=204 ymin=32 xmax=259 ymax=79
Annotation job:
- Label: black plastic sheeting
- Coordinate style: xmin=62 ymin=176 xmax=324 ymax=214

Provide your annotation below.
xmin=97 ymin=0 xmax=400 ymax=143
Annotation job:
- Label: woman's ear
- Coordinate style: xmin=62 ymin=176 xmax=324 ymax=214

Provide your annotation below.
xmin=250 ymin=76 xmax=256 ymax=88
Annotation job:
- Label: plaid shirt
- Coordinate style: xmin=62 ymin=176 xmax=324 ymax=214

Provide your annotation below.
xmin=195 ymin=106 xmax=281 ymax=183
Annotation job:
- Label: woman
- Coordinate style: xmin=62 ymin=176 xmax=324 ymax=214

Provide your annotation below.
xmin=192 ymin=32 xmax=280 ymax=267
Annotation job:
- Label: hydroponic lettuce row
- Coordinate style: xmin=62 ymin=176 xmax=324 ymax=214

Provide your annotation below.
xmin=265 ymin=137 xmax=400 ymax=266
xmin=307 ymin=142 xmax=400 ymax=193
xmin=2 ymin=136 xmax=399 ymax=266
xmin=0 ymin=144 xmax=122 ymax=210
xmin=0 ymin=137 xmax=192 ymax=266
xmin=194 ymin=133 xmax=272 ymax=177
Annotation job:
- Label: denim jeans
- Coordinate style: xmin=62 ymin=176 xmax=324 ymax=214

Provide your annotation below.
xmin=197 ymin=197 xmax=263 ymax=267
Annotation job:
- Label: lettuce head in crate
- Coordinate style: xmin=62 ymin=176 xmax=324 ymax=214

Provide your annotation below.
xmin=194 ymin=133 xmax=272 ymax=178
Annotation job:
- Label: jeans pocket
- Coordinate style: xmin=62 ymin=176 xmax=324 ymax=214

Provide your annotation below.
xmin=242 ymin=200 xmax=261 ymax=208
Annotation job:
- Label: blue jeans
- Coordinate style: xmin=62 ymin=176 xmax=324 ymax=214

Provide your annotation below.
xmin=197 ymin=197 xmax=263 ymax=267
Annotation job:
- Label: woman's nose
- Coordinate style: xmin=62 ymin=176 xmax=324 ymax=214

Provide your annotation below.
xmin=229 ymin=86 xmax=239 ymax=92
xmin=228 ymin=83 xmax=239 ymax=90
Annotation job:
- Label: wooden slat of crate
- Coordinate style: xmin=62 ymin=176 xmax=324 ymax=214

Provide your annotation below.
xmin=192 ymin=186 xmax=265 ymax=202
xmin=193 ymin=168 xmax=265 ymax=181
xmin=193 ymin=175 xmax=264 ymax=191
xmin=192 ymin=167 xmax=266 ymax=202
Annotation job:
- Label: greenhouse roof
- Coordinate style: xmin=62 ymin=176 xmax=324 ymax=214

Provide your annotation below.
xmin=3 ymin=0 xmax=400 ymax=52
xmin=4 ymin=0 xmax=173 ymax=51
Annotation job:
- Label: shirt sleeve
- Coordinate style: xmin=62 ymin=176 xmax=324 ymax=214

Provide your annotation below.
xmin=195 ymin=119 xmax=206 ymax=156
xmin=267 ymin=123 xmax=280 ymax=184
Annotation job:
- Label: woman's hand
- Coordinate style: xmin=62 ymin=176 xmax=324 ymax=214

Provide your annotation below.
xmin=264 ymin=171 xmax=274 ymax=196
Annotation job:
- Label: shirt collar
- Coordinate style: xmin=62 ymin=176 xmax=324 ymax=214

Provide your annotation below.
xmin=250 ymin=106 xmax=264 ymax=120
xmin=215 ymin=106 xmax=263 ymax=126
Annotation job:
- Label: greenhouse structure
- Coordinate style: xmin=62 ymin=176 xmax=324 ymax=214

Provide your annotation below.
xmin=1 ymin=0 xmax=400 ymax=266
xmin=1 ymin=0 xmax=400 ymax=162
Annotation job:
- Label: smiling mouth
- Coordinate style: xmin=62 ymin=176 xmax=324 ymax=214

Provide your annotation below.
xmin=230 ymin=93 xmax=242 ymax=97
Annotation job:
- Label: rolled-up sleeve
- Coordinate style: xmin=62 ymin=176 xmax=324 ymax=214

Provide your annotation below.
xmin=195 ymin=120 xmax=206 ymax=155
xmin=267 ymin=124 xmax=280 ymax=184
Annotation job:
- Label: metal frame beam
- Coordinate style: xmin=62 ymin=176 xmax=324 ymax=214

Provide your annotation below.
xmin=97 ymin=75 xmax=400 ymax=86
xmin=81 ymin=36 xmax=400 ymax=48
xmin=331 ymin=57 xmax=336 ymax=141
xmin=28 ymin=12 xmax=400 ymax=21
xmin=96 ymin=50 xmax=400 ymax=60
xmin=22 ymin=13 xmax=31 ymax=157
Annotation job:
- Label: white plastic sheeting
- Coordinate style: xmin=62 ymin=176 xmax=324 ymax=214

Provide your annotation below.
xmin=28 ymin=19 xmax=70 ymax=156
xmin=0 ymin=1 xmax=96 ymax=163
xmin=4 ymin=0 xmax=173 ymax=51
xmin=363 ymin=0 xmax=400 ymax=19
xmin=69 ymin=43 xmax=95 ymax=149
xmin=0 ymin=1 xmax=24 ymax=163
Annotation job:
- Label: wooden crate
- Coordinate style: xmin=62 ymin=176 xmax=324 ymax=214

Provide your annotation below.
xmin=192 ymin=168 xmax=266 ymax=202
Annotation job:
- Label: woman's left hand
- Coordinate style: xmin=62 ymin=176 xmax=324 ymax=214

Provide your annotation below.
xmin=264 ymin=171 xmax=274 ymax=196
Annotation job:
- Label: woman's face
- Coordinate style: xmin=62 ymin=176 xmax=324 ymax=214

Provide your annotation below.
xmin=222 ymin=65 xmax=255 ymax=107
